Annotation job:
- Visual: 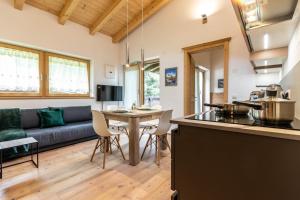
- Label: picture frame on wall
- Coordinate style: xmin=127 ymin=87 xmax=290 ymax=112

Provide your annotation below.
xmin=218 ymin=79 xmax=224 ymax=89
xmin=165 ymin=67 xmax=178 ymax=86
xmin=105 ymin=64 xmax=116 ymax=79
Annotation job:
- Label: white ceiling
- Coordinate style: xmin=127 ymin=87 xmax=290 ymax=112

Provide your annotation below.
xmin=249 ymin=0 xmax=300 ymax=52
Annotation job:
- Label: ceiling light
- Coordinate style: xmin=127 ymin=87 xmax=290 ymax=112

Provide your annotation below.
xmin=264 ymin=60 xmax=268 ymax=66
xmin=202 ymin=14 xmax=208 ymax=24
xmin=239 ymin=0 xmax=256 ymax=6
xmin=263 ymin=33 xmax=269 ymax=49
xmin=140 ymin=0 xmax=145 ymax=71
xmin=264 ymin=69 xmax=268 ymax=74
xmin=125 ymin=0 xmax=130 ymax=68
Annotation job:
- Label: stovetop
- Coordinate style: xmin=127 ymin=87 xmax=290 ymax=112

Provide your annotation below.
xmin=188 ymin=111 xmax=300 ymax=131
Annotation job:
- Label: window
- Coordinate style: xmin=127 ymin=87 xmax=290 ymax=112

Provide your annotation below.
xmin=0 ymin=45 xmax=42 ymax=96
xmin=0 ymin=42 xmax=90 ymax=98
xmin=143 ymin=60 xmax=160 ymax=106
xmin=46 ymin=53 xmax=90 ymax=96
xmin=124 ymin=58 xmax=160 ymax=108
xmin=124 ymin=66 xmax=140 ymax=108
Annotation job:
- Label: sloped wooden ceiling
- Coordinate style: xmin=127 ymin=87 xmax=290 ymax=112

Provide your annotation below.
xmin=13 ymin=0 xmax=171 ymax=43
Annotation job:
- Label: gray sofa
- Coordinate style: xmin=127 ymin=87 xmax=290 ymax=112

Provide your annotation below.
xmin=21 ymin=106 xmax=97 ymax=150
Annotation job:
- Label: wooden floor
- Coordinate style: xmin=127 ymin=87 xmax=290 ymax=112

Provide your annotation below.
xmin=0 ymin=135 xmax=172 ymax=200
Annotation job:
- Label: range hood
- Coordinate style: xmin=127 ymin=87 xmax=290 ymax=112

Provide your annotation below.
xmin=232 ymin=0 xmax=299 ymax=73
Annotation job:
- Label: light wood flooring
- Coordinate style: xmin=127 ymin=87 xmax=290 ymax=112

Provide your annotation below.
xmin=0 ymin=135 xmax=172 ymax=200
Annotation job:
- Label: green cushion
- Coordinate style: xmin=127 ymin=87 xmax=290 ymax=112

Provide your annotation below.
xmin=0 ymin=108 xmax=21 ymax=131
xmin=38 ymin=109 xmax=64 ymax=128
xmin=0 ymin=129 xmax=27 ymax=142
xmin=49 ymin=107 xmax=64 ymax=118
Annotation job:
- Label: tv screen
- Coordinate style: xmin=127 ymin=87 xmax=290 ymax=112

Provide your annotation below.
xmin=96 ymin=85 xmax=123 ymax=101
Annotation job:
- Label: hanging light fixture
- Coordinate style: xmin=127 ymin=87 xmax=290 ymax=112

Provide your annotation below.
xmin=125 ymin=0 xmax=130 ymax=68
xmin=140 ymin=0 xmax=145 ymax=71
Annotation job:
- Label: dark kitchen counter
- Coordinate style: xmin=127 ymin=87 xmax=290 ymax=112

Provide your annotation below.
xmin=171 ymin=114 xmax=300 ymax=141
xmin=170 ymin=113 xmax=300 ymax=200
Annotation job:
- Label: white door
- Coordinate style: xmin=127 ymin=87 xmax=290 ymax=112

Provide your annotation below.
xmin=195 ymin=68 xmax=204 ymax=114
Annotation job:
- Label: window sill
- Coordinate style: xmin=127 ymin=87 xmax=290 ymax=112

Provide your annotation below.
xmin=0 ymin=96 xmax=95 ymax=100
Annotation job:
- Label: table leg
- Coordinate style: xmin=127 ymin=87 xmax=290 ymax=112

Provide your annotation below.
xmin=37 ymin=142 xmax=39 ymax=168
xmin=161 ymin=135 xmax=167 ymax=150
xmin=0 ymin=150 xmax=2 ymax=179
xmin=30 ymin=143 xmax=33 ymax=161
xmin=128 ymin=117 xmax=140 ymax=166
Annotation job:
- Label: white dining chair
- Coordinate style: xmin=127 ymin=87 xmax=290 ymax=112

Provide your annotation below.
xmin=141 ymin=110 xmax=173 ymax=166
xmin=139 ymin=104 xmax=162 ymax=141
xmin=90 ymin=110 xmax=126 ymax=169
xmin=106 ymin=105 xmax=129 ymax=136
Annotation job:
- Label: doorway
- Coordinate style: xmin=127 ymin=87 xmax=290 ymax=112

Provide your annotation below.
xmin=183 ymin=38 xmax=231 ymax=115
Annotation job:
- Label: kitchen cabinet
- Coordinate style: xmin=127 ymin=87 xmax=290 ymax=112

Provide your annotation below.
xmin=171 ymin=121 xmax=300 ymax=200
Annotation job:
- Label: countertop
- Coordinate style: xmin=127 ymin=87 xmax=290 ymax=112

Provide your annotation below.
xmin=171 ymin=116 xmax=300 ymax=141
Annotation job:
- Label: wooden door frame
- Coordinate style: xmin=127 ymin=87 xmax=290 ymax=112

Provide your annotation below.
xmin=183 ymin=37 xmax=231 ymax=115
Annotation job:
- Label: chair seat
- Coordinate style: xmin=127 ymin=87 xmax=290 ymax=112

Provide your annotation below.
xmin=109 ymin=120 xmax=128 ymax=128
xmin=140 ymin=119 xmax=159 ymax=128
xmin=108 ymin=128 xmax=124 ymax=136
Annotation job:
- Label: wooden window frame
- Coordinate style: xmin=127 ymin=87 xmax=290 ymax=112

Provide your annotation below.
xmin=0 ymin=42 xmax=44 ymax=97
xmin=45 ymin=52 xmax=91 ymax=98
xmin=0 ymin=42 xmax=91 ymax=99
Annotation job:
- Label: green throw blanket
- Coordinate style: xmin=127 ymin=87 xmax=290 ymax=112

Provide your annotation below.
xmin=0 ymin=108 xmax=28 ymax=158
xmin=0 ymin=129 xmax=28 ymax=156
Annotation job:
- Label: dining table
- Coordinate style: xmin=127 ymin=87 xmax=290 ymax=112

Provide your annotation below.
xmin=102 ymin=109 xmax=164 ymax=166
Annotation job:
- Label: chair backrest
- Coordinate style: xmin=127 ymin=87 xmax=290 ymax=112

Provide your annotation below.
xmin=157 ymin=110 xmax=173 ymax=135
xmin=106 ymin=105 xmax=118 ymax=111
xmin=91 ymin=110 xmax=111 ymax=137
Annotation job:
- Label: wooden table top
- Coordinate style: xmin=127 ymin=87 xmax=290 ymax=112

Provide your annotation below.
xmin=102 ymin=109 xmax=164 ymax=118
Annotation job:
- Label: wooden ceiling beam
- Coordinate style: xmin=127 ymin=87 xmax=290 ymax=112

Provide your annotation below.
xmin=90 ymin=0 xmax=126 ymax=35
xmin=58 ymin=0 xmax=81 ymax=25
xmin=14 ymin=0 xmax=25 ymax=10
xmin=112 ymin=0 xmax=172 ymax=43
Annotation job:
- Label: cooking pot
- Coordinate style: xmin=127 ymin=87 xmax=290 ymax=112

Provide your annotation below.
xmin=204 ymin=103 xmax=250 ymax=116
xmin=233 ymin=97 xmax=296 ymax=123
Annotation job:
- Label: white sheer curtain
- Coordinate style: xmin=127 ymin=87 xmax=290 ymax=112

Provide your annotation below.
xmin=0 ymin=47 xmax=40 ymax=93
xmin=124 ymin=66 xmax=140 ymax=109
xmin=48 ymin=56 xmax=89 ymax=95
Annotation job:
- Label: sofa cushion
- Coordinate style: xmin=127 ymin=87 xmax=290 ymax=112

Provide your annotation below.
xmin=49 ymin=107 xmax=64 ymax=118
xmin=0 ymin=108 xmax=21 ymax=131
xmin=26 ymin=121 xmax=95 ymax=148
xmin=50 ymin=106 xmax=92 ymax=124
xmin=21 ymin=109 xmax=41 ymax=129
xmin=38 ymin=109 xmax=65 ymax=128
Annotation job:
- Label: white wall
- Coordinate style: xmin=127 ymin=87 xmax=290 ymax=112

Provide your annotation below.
xmin=120 ymin=0 xmax=257 ymax=117
xmin=0 ymin=0 xmax=121 ymax=109
xmin=281 ymin=21 xmax=300 ymax=78
xmin=210 ymin=48 xmax=224 ymax=93
xmin=280 ymin=20 xmax=300 ymax=119
xmin=255 ymin=73 xmax=280 ymax=87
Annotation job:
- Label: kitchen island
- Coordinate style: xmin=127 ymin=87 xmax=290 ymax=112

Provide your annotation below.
xmin=170 ymin=114 xmax=300 ymax=200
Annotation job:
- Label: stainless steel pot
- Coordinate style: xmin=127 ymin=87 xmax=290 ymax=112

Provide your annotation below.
xmin=204 ymin=103 xmax=250 ymax=116
xmin=233 ymin=97 xmax=296 ymax=123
